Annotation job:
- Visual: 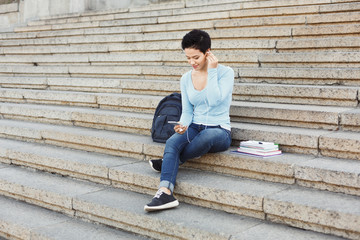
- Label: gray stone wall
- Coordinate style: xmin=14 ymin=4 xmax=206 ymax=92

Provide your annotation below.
xmin=0 ymin=1 xmax=21 ymax=31
xmin=23 ymin=0 xmax=87 ymax=20
xmin=0 ymin=0 xmax=18 ymax=4
xmin=87 ymin=0 xmax=178 ymax=11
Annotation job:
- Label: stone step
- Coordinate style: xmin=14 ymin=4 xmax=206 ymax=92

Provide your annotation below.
xmin=0 ymin=163 xmax=346 ymax=240
xmin=29 ymin=0 xmax=357 ymax=27
xmin=0 ymin=118 xmax=153 ymax=160
xmin=1 ymin=44 xmax=111 ymax=55
xmin=234 ymin=83 xmax=359 ymax=107
xmin=0 ymin=99 xmax=355 ymax=133
xmin=0 ymin=31 xmax=357 ymax=55
xmin=0 ymin=102 xmax=153 ymax=135
xmin=30 ymin=8 xmax=172 ymax=27
xmin=231 ymin=121 xmax=360 ymax=159
xmin=231 ymin=0 xmax=360 ymax=11
xmin=7 ymin=13 xmax=358 ymax=49
xmin=1 ymin=1 xmax=358 ymax=40
xmin=33 ymin=0 xmax=359 ymax=25
xmin=1 ymin=23 xmax=356 ymax=49
xmin=230 ymin=101 xmax=353 ymax=130
xmin=25 ymin=0 xmax=360 ymax=30
xmin=8 ymin=16 xmax=359 ymax=43
xmin=237 ymin=66 xmax=360 ymax=86
xmin=1 ymin=51 xmax=360 ymax=69
xmin=0 ymin=38 xmax=280 ymax=54
xmin=0 ymin=28 xmax=288 ymax=47
xmin=258 ymin=52 xmax=360 ymax=68
xmin=0 ymin=51 xmax=259 ymax=67
xmin=320 ymin=131 xmax=360 ymax=161
xmin=230 ymin=1 xmax=360 ymax=18
xmin=341 ymin=108 xmax=360 ymax=132
xmin=0 ymin=195 xmax=148 ymax=240
xmin=0 ymin=116 xmax=359 ymax=160
xmin=291 ymin=23 xmax=360 ymax=38
xmin=0 ymin=64 xmax=151 ymax=78
xmin=32 ymin=2 xmax=238 ymax=27
xmin=0 ymin=54 xmax=89 ymax=66
xmin=0 ymin=91 xmax=358 ymax=131
xmin=124 ymin=10 xmax=359 ymax=30
xmin=0 ymin=76 xmax=49 ymax=89
xmin=214 ymin=13 xmax=359 ymax=32
xmin=8 ymin=6 xmax=359 ymax=39
xmin=1 ymin=136 xmax=359 ymax=198
xmin=277 ymin=36 xmax=360 ymax=52
xmin=0 ymin=89 xmax=162 ymax=112
xmin=306 ymin=11 xmax=360 ymax=25
xmin=1 ymin=26 xmax=357 ymax=57
xmin=0 ymin=77 xmax=358 ymax=107
xmin=1 ymin=64 xmax=359 ymax=85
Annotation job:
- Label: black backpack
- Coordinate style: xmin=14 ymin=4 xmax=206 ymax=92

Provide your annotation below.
xmin=151 ymin=93 xmax=182 ymax=143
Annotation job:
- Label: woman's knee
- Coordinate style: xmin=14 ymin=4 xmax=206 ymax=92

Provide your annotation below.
xmin=200 ymin=128 xmax=228 ymax=141
xmin=164 ymin=133 xmax=188 ymax=153
xmin=200 ymin=128 xmax=231 ymax=150
xmin=165 ymin=134 xmax=177 ymax=147
xmin=208 ymin=129 xmax=231 ymax=152
xmin=165 ymin=133 xmax=181 ymax=149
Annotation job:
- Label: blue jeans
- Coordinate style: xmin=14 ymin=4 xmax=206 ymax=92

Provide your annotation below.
xmin=159 ymin=123 xmax=232 ymax=192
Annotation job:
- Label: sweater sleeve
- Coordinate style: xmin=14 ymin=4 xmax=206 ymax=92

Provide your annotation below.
xmin=179 ymin=74 xmax=193 ymax=126
xmin=206 ymin=67 xmax=234 ymax=107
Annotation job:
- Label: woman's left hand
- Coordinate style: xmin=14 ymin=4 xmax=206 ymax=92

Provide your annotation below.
xmin=206 ymin=51 xmax=218 ymax=69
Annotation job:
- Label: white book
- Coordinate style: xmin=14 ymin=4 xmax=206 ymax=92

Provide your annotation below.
xmin=240 ymin=141 xmax=279 ymax=150
xmin=237 ymin=147 xmax=280 ymax=154
xmin=232 ymin=150 xmax=282 ymax=158
xmin=237 ymin=147 xmax=282 ymax=156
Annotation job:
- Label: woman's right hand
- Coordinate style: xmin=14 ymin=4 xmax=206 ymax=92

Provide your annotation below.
xmin=174 ymin=124 xmax=188 ymax=135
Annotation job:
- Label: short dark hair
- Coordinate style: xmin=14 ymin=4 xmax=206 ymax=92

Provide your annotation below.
xmin=181 ymin=29 xmax=211 ymax=54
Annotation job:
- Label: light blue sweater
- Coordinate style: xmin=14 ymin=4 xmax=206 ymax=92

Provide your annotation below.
xmin=179 ymin=64 xmax=234 ymax=130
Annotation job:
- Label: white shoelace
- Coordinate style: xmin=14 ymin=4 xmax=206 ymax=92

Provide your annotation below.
xmin=154 ymin=189 xmax=164 ymax=199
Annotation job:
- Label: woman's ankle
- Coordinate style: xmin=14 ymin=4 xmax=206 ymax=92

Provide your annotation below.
xmin=159 ymin=187 xmax=171 ymax=195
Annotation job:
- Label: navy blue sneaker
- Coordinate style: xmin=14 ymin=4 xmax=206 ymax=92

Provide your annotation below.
xmin=144 ymin=189 xmax=179 ymax=212
xmin=149 ymin=159 xmax=162 ymax=172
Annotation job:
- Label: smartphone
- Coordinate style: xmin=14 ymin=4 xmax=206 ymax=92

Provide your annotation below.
xmin=168 ymin=121 xmax=179 ymax=125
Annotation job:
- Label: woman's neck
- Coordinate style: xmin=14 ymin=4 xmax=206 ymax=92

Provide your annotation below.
xmin=193 ymin=65 xmax=208 ymax=75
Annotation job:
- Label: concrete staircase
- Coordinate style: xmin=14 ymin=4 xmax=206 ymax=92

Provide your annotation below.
xmin=0 ymin=0 xmax=359 ymax=239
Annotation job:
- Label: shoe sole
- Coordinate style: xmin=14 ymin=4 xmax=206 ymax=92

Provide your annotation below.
xmin=149 ymin=160 xmax=161 ymax=173
xmin=144 ymin=200 xmax=179 ymax=212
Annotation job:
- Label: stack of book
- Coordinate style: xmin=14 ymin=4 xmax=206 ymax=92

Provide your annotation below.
xmin=235 ymin=140 xmax=282 ymax=157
